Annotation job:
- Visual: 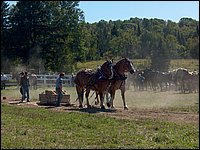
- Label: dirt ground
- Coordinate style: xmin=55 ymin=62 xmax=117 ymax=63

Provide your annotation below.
xmin=1 ymin=96 xmax=199 ymax=124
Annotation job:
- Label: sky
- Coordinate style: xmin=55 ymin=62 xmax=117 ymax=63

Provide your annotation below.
xmin=7 ymin=1 xmax=199 ymax=23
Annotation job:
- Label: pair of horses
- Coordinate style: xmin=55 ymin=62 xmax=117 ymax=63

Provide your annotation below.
xmin=74 ymin=58 xmax=136 ymax=109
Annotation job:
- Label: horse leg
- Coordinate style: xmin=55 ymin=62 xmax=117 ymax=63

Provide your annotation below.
xmin=85 ymin=90 xmax=91 ymax=108
xmin=95 ymin=92 xmax=99 ymax=105
xmin=3 ymin=81 xmax=6 ymax=89
xmin=126 ymin=80 xmax=130 ymax=90
xmin=141 ymin=82 xmax=144 ymax=91
xmin=144 ymin=81 xmax=147 ymax=91
xmin=105 ymin=92 xmax=111 ymax=108
xmin=99 ymin=92 xmax=105 ymax=109
xmin=80 ymin=89 xmax=84 ymax=107
xmin=180 ymin=80 xmax=184 ymax=93
xmin=33 ymin=83 xmax=36 ymax=90
xmin=2 ymin=81 xmax=5 ymax=90
xmin=152 ymin=82 xmax=156 ymax=91
xmin=121 ymin=87 xmax=128 ymax=110
xmin=160 ymin=83 xmax=163 ymax=92
xmin=76 ymin=85 xmax=83 ymax=108
xmin=110 ymin=90 xmax=116 ymax=109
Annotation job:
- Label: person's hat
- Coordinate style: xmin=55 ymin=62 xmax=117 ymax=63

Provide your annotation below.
xmin=60 ymin=72 xmax=64 ymax=76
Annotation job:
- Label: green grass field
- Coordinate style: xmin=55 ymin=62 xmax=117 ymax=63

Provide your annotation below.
xmin=1 ymin=103 xmax=198 ymax=149
xmin=1 ymin=86 xmax=199 ymax=149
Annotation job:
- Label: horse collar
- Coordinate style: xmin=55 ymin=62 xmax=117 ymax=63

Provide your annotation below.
xmin=97 ymin=69 xmax=107 ymax=80
xmin=113 ymin=69 xmax=127 ymax=80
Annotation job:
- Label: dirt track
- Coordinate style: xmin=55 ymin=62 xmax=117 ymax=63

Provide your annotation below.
xmin=1 ymin=96 xmax=199 ymax=124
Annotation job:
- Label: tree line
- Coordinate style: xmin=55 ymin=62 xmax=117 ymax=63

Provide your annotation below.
xmin=1 ymin=1 xmax=199 ymax=73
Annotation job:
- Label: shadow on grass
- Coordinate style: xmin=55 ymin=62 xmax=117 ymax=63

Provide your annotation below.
xmin=172 ymin=91 xmax=198 ymax=95
xmin=36 ymin=102 xmax=117 ymax=114
xmin=67 ymin=106 xmax=117 ymax=114
xmin=41 ymin=103 xmax=116 ymax=114
xmin=9 ymin=100 xmax=28 ymax=105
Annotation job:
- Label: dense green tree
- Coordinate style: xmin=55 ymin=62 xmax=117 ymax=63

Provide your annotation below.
xmin=1 ymin=2 xmax=199 ymax=74
xmin=177 ymin=44 xmax=188 ymax=58
xmin=186 ymin=37 xmax=199 ymax=59
xmin=165 ymin=34 xmax=180 ymax=58
xmin=109 ymin=28 xmax=140 ymax=58
xmin=96 ymin=20 xmax=111 ymax=57
xmin=42 ymin=1 xmax=84 ymax=72
xmin=163 ymin=20 xmax=179 ymax=37
xmin=196 ymin=25 xmax=199 ymax=36
xmin=6 ymin=1 xmax=49 ymax=64
xmin=140 ymin=30 xmax=155 ymax=58
xmin=1 ymin=1 xmax=11 ymax=72
xmin=150 ymin=35 xmax=170 ymax=71
xmin=4 ymin=1 xmax=84 ymax=73
xmin=111 ymin=25 xmax=118 ymax=37
xmin=1 ymin=1 xmax=9 ymax=31
xmin=137 ymin=21 xmax=141 ymax=36
xmin=142 ymin=18 xmax=151 ymax=31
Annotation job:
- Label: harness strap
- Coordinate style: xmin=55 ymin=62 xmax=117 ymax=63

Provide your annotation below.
xmin=112 ymin=68 xmax=127 ymax=80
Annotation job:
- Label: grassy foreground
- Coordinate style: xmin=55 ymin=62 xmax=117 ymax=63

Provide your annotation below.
xmin=1 ymin=87 xmax=199 ymax=149
xmin=1 ymin=103 xmax=199 ymax=149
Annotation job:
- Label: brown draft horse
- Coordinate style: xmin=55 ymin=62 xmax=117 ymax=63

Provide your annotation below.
xmin=95 ymin=58 xmax=136 ymax=110
xmin=73 ymin=60 xmax=113 ymax=109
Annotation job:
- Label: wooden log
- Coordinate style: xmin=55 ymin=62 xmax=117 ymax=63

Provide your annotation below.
xmin=38 ymin=90 xmax=70 ymax=105
xmin=62 ymin=94 xmax=70 ymax=104
xmin=45 ymin=90 xmax=54 ymax=95
xmin=39 ymin=94 xmax=47 ymax=101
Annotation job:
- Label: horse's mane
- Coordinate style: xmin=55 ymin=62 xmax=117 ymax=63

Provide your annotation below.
xmin=115 ymin=58 xmax=130 ymax=66
xmin=85 ymin=68 xmax=94 ymax=72
xmin=116 ymin=57 xmax=129 ymax=62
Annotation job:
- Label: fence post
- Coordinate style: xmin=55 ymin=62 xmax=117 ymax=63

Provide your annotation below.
xmin=44 ymin=75 xmax=47 ymax=85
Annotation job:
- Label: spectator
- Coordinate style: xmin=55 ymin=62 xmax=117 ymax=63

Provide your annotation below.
xmin=71 ymin=73 xmax=75 ymax=87
xmin=55 ymin=73 xmax=64 ymax=107
xmin=1 ymin=73 xmax=8 ymax=90
xmin=20 ymin=72 xmax=30 ymax=102
xmin=19 ymin=72 xmax=24 ymax=97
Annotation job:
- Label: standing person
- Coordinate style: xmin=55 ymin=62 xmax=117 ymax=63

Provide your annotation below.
xmin=1 ymin=73 xmax=8 ymax=90
xmin=19 ymin=72 xmax=24 ymax=97
xmin=71 ymin=73 xmax=75 ymax=87
xmin=55 ymin=73 xmax=64 ymax=107
xmin=20 ymin=72 xmax=30 ymax=102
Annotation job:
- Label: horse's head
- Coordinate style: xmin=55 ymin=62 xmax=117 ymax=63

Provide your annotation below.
xmin=100 ymin=59 xmax=113 ymax=79
xmin=116 ymin=58 xmax=136 ymax=74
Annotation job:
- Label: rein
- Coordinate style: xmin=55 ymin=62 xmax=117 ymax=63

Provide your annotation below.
xmin=97 ymin=64 xmax=113 ymax=80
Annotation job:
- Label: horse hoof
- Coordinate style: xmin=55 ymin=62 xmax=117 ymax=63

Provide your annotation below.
xmin=79 ymin=105 xmax=83 ymax=108
xmin=95 ymin=101 xmax=99 ymax=105
xmin=101 ymin=105 xmax=105 ymax=109
xmin=106 ymin=102 xmax=111 ymax=108
xmin=124 ymin=106 xmax=128 ymax=110
xmin=111 ymin=106 xmax=115 ymax=109
xmin=87 ymin=105 xmax=91 ymax=108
